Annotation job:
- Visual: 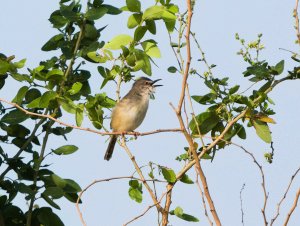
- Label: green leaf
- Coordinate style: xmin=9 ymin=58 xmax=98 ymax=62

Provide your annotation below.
xmin=25 ymin=88 xmax=42 ymax=103
xmin=142 ymin=41 xmax=161 ymax=58
xmin=5 ymin=124 xmax=30 ymax=138
xmin=39 ymin=91 xmax=57 ymax=108
xmin=174 ymin=206 xmax=183 ymax=216
xmin=12 ymin=86 xmax=29 ymax=105
xmin=273 ymin=60 xmax=284 ymax=75
xmin=126 ymin=0 xmax=141 ymax=12
xmin=189 ymin=112 xmax=219 ymax=135
xmin=68 ymin=82 xmax=82 ymax=95
xmin=252 ymin=119 xmax=272 ymax=143
xmin=145 ymin=20 xmax=156 ymax=34
xmin=87 ymin=51 xmax=109 ymax=63
xmin=164 ymin=19 xmax=176 ymax=32
xmin=180 ymin=174 xmax=194 ymax=184
xmin=52 ymin=174 xmax=67 ymax=188
xmin=102 ymin=4 xmax=122 ymax=15
xmin=143 ymin=6 xmax=163 ymax=20
xmin=85 ymin=6 xmax=108 ymax=20
xmin=75 ymin=106 xmax=84 ymax=127
xmin=60 ymin=2 xmax=79 ymax=21
xmin=127 ymin=13 xmax=142 ymax=28
xmin=129 ymin=180 xmax=141 ymax=189
xmin=161 ymin=167 xmax=176 ymax=183
xmin=170 ymin=206 xmax=200 ymax=222
xmin=168 ymin=66 xmax=177 ymax=73
xmin=43 ymin=187 xmax=64 ymax=199
xmin=13 ymin=59 xmax=26 ymax=69
xmin=235 ymin=123 xmax=246 ymax=139
xmin=1 ymin=109 xmax=29 ymax=124
xmin=41 ymin=34 xmax=64 ymax=51
xmin=53 ymin=145 xmax=78 ymax=155
xmin=63 ymin=179 xmax=81 ymax=192
xmin=41 ymin=193 xmax=61 ymax=210
xmin=46 ymin=69 xmax=64 ymax=81
xmin=192 ymin=93 xmax=217 ymax=105
xmin=229 ymin=85 xmax=240 ymax=95
xmin=104 ymin=34 xmax=133 ymax=50
xmin=49 ymin=10 xmax=68 ymax=28
xmin=134 ymin=26 xmax=147 ymax=42
xmin=58 ymin=97 xmax=77 ymax=114
xmin=27 ymin=97 xmax=42 ymax=108
xmin=36 ymin=207 xmax=64 ymax=226
xmin=128 ymin=187 xmax=142 ymax=203
xmin=0 ymin=60 xmax=10 ymax=74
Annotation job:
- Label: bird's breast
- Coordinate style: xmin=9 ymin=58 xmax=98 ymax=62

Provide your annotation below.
xmin=111 ymin=97 xmax=149 ymax=131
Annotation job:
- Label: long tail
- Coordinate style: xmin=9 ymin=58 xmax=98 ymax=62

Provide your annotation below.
xmin=104 ymin=135 xmax=117 ymax=161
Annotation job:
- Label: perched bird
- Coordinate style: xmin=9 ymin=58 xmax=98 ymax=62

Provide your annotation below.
xmin=104 ymin=77 xmax=162 ymax=161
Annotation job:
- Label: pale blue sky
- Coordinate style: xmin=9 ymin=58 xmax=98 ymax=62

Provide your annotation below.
xmin=1 ymin=1 xmax=300 ymax=226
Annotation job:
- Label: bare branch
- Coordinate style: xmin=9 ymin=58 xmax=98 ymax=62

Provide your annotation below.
xmin=75 ymin=176 xmax=167 ymax=226
xmin=283 ymin=188 xmax=300 ymax=226
xmin=124 ymin=191 xmax=167 ymax=226
xmin=177 ymin=0 xmax=193 ymax=113
xmin=240 ymin=183 xmax=246 ymax=226
xmin=294 ymin=0 xmax=300 ymax=46
xmin=195 ymin=169 xmax=214 ymax=226
xmin=120 ymin=137 xmax=165 ymax=214
xmin=270 ymin=167 xmax=300 ymax=225
xmin=230 ymin=142 xmax=268 ymax=226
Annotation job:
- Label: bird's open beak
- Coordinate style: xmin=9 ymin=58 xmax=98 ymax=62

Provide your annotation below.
xmin=151 ymin=79 xmax=163 ymax=87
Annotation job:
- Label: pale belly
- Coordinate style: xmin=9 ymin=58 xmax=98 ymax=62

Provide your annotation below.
xmin=111 ymin=99 xmax=149 ymax=131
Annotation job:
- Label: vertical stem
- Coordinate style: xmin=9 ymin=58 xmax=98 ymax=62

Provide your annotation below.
xmin=0 ymin=116 xmax=47 ymax=180
xmin=120 ymin=137 xmax=164 ymax=214
xmin=161 ymin=184 xmax=173 ymax=226
xmin=26 ymin=121 xmax=54 ymax=226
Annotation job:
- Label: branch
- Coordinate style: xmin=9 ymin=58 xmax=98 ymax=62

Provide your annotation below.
xmin=270 ymin=166 xmax=300 ymax=225
xmin=0 ymin=113 xmax=47 ymax=180
xmin=283 ymin=188 xmax=300 ymax=226
xmin=240 ymin=183 xmax=246 ymax=226
xmin=0 ymin=98 xmax=182 ymax=136
xmin=230 ymin=142 xmax=268 ymax=226
xmin=174 ymin=73 xmax=294 ymax=186
xmin=26 ymin=120 xmax=54 ymax=226
xmin=294 ymin=0 xmax=300 ymax=46
xmin=195 ymin=169 xmax=214 ymax=226
xmin=177 ymin=0 xmax=193 ymax=113
xmin=120 ymin=137 xmax=165 ymax=214
xmin=76 ymin=176 xmax=167 ymax=226
xmin=124 ymin=191 xmax=167 ymax=226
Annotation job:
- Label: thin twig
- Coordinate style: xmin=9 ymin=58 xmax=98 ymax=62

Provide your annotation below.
xmin=120 ymin=137 xmax=165 ymax=214
xmin=75 ymin=176 xmax=167 ymax=226
xmin=124 ymin=191 xmax=167 ymax=226
xmin=240 ymin=183 xmax=246 ymax=226
xmin=230 ymin=142 xmax=268 ymax=226
xmin=26 ymin=120 xmax=54 ymax=226
xmin=283 ymin=188 xmax=300 ymax=226
xmin=270 ymin=167 xmax=300 ymax=225
xmin=195 ymin=170 xmax=213 ymax=226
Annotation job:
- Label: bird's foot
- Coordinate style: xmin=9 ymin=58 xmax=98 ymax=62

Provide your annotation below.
xmin=132 ymin=131 xmax=140 ymax=139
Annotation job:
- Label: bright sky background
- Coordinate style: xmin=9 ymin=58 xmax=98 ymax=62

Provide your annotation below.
xmin=1 ymin=0 xmax=300 ymax=226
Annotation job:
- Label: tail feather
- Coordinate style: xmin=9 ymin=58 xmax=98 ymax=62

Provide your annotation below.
xmin=104 ymin=135 xmax=117 ymax=161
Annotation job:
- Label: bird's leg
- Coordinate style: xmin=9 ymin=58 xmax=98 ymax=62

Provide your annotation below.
xmin=132 ymin=131 xmax=140 ymax=139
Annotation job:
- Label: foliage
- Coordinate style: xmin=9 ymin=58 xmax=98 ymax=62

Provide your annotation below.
xmin=1 ymin=0 xmax=300 ymax=225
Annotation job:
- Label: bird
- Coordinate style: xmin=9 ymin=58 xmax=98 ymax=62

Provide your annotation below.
xmin=104 ymin=77 xmax=162 ymax=161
